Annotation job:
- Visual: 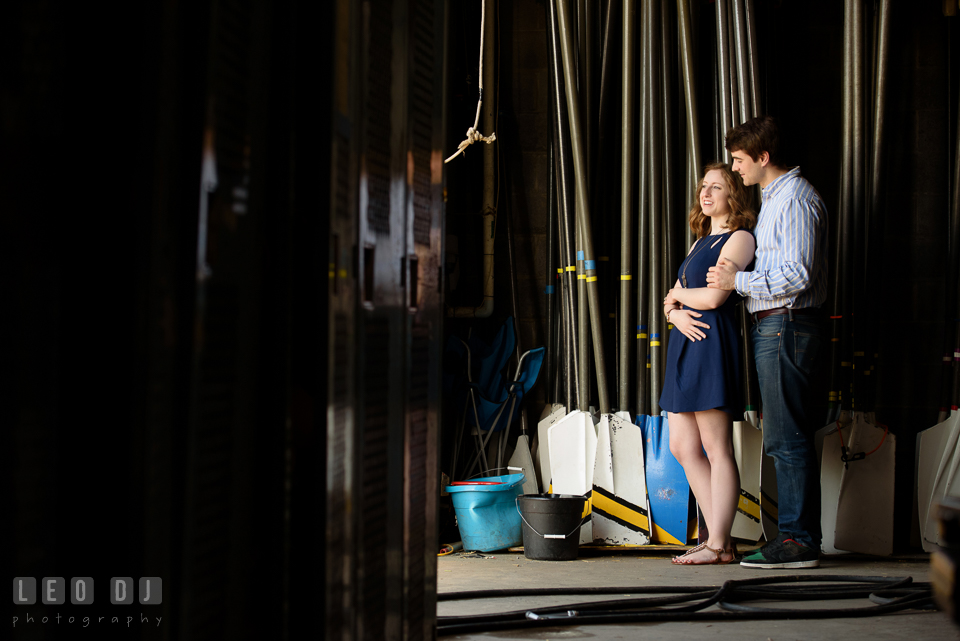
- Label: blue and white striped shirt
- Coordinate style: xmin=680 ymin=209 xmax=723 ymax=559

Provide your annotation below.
xmin=734 ymin=167 xmax=829 ymax=314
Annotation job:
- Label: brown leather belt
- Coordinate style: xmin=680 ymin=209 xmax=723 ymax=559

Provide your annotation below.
xmin=753 ymin=307 xmax=820 ymax=323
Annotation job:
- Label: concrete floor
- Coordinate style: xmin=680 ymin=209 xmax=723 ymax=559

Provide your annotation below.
xmin=437 ymin=547 xmax=958 ymax=640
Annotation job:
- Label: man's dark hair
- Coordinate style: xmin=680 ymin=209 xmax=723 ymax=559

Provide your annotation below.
xmin=724 ymin=115 xmax=783 ymax=167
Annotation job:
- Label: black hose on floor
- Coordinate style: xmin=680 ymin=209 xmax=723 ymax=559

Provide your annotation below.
xmin=436 ymin=575 xmax=934 ymax=636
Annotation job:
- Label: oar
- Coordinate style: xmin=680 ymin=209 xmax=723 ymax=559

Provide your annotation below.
xmin=555 ymin=0 xmax=610 ymax=414
xmin=659 ymin=0 xmax=676 ymax=371
xmin=575 ymin=0 xmax=591 ymax=414
xmin=730 ymin=306 xmax=763 ymax=542
xmin=859 ymin=0 xmax=890 ymax=412
xmin=634 ymin=4 xmax=654 ymax=417
xmin=595 ymin=0 xmax=619 ymax=408
xmin=731 ymin=0 xmax=751 ymax=122
xmin=634 ymin=0 xmax=650 ymax=419
xmin=714 ymin=0 xmax=733 ymax=153
xmin=577 ymin=224 xmax=589 ymax=411
xmin=538 ymin=1 xmax=581 ymax=494
xmin=544 ymin=119 xmax=558 ymax=410
xmin=646 ymin=0 xmax=663 ymax=413
xmin=547 ymin=0 xmax=616 ymax=548
xmin=744 ymin=0 xmax=761 ymax=116
xmin=677 ymin=0 xmax=700 ymax=251
xmin=548 ymin=1 xmax=581 ymax=410
xmin=850 ymin=0 xmax=867 ymax=414
xmin=619 ymin=0 xmax=635 ymax=415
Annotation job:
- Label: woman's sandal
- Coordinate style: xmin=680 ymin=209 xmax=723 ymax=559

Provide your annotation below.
xmin=671 ymin=543 xmax=737 ymax=565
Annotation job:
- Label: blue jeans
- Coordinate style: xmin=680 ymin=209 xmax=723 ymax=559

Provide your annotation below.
xmin=752 ymin=313 xmax=823 ymax=548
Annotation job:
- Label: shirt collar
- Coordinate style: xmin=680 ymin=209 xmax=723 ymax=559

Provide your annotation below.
xmin=762 ymin=166 xmax=801 ymax=199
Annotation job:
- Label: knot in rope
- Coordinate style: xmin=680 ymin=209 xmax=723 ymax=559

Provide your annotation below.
xmin=446 ymin=126 xmax=496 ymax=164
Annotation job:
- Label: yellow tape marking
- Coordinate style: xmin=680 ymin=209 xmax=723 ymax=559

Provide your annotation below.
xmin=592 ymin=490 xmax=650 ymax=532
xmin=738 ymin=495 xmax=761 ymax=522
xmin=651 ymin=523 xmax=685 ymax=546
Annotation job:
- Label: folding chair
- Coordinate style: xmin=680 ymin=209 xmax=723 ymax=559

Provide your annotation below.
xmin=457 ymin=346 xmax=545 ymax=480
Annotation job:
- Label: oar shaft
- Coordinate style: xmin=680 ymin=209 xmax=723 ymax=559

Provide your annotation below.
xmin=619 ymin=0 xmax=636 ymax=412
xmin=556 ymin=0 xmax=610 ymax=414
xmin=635 ymin=0 xmax=650 ymax=417
xmin=546 ymin=0 xmax=582 ymax=409
xmin=677 ymin=0 xmax=699 ymax=250
xmin=734 ymin=0 xmax=751 ymax=122
xmin=715 ymin=0 xmax=733 ymax=152
xmin=645 ymin=0 xmax=663 ymax=410
xmin=545 ymin=124 xmax=557 ymax=404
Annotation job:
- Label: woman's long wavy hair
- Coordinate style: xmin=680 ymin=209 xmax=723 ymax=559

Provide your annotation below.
xmin=688 ymin=162 xmax=756 ymax=239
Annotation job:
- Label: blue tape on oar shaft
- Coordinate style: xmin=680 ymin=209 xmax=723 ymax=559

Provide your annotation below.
xmin=545 ymin=285 xmax=555 ymax=294
xmin=577 ymin=251 xmax=584 ymax=260
xmin=584 ymin=260 xmax=596 ymax=270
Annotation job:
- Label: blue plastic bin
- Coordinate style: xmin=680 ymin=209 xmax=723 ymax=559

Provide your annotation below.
xmin=445 ymin=473 xmax=525 ymax=552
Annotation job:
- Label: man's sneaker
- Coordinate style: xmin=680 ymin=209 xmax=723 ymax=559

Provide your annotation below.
xmin=740 ymin=537 xmax=819 ymax=569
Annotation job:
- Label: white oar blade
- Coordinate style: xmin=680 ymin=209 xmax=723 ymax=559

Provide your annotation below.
xmin=547 ymin=410 xmax=593 ymax=545
xmin=919 ymin=409 xmax=960 ymax=550
xmin=731 ymin=420 xmax=763 ymax=542
xmin=757 ymin=415 xmax=780 ymax=541
xmin=580 ymin=419 xmax=598 ymax=544
xmin=834 ymin=414 xmax=895 ymax=556
xmin=592 ymin=414 xmax=651 ymax=545
xmin=537 ymin=404 xmax=568 ymax=493
xmin=547 ymin=411 xmax=590 ymax=495
xmin=593 ymin=416 xmax=614 ymax=493
xmin=508 ymin=434 xmax=539 ymax=496
xmin=819 ymin=417 xmax=849 ymax=555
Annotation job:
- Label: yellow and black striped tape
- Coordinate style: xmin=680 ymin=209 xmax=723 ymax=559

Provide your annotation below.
xmin=737 ymin=489 xmax=761 ymax=523
xmin=760 ymin=490 xmax=779 ymax=522
xmin=591 ymin=486 xmax=650 ymax=535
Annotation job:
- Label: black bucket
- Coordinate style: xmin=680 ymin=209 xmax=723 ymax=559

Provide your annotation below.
xmin=516 ymin=494 xmax=585 ymax=561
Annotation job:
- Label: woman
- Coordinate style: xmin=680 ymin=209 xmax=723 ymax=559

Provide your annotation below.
xmin=660 ymin=162 xmax=756 ymax=565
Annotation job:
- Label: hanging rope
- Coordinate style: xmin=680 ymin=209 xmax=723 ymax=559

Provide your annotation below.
xmin=445 ymin=0 xmax=496 ymax=163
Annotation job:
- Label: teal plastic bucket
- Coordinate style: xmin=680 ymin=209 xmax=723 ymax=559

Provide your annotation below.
xmin=445 ymin=473 xmax=525 ymax=551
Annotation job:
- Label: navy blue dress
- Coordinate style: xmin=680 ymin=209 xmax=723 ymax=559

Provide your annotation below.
xmin=658 ymin=232 xmax=744 ymax=416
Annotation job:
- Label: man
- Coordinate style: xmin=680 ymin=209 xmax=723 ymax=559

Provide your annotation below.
xmin=706 ymin=115 xmax=828 ymax=569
